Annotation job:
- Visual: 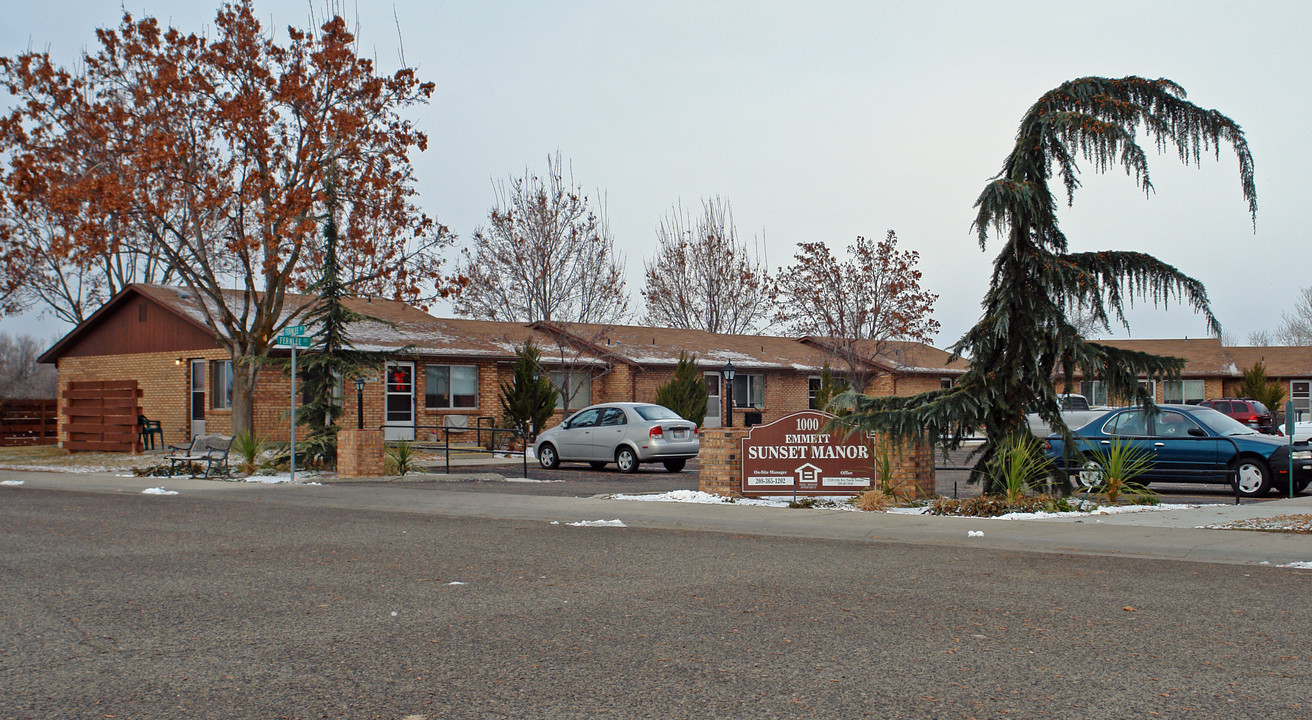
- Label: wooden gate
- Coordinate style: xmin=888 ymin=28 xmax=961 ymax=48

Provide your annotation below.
xmin=0 ymin=399 xmax=58 ymax=447
xmin=62 ymin=381 xmax=143 ymax=453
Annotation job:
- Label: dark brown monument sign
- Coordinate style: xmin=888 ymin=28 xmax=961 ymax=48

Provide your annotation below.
xmin=740 ymin=410 xmax=876 ymax=496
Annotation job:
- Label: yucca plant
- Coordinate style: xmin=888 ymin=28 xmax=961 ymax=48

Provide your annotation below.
xmin=986 ymin=433 xmax=1052 ymax=505
xmin=232 ymin=429 xmax=266 ymax=475
xmin=1080 ymin=437 xmax=1155 ymax=504
xmin=386 ymin=439 xmax=417 ymax=476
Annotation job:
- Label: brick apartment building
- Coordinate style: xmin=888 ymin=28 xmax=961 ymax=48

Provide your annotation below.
xmin=38 ymin=284 xmax=967 ymax=448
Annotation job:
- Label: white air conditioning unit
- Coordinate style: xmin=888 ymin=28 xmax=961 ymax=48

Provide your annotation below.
xmin=443 ymin=415 xmax=470 ymax=429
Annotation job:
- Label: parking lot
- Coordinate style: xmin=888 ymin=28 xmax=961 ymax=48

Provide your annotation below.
xmin=402 ymin=447 xmax=1299 ymax=505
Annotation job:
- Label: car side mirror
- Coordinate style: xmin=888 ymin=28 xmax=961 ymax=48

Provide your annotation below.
xmin=1187 ymin=428 xmax=1207 ymax=437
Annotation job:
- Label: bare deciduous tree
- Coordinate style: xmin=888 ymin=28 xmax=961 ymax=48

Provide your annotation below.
xmin=641 ymin=196 xmax=773 ymax=334
xmin=775 ymin=230 xmax=939 ymax=392
xmin=1274 ymin=286 xmax=1312 ymax=345
xmin=0 ymin=332 xmax=57 ymax=398
xmin=454 ymin=153 xmax=629 ymax=325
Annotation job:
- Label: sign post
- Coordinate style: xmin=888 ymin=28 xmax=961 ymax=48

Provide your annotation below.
xmin=1288 ymin=400 xmax=1296 ymax=499
xmin=275 ymin=325 xmax=311 ymax=482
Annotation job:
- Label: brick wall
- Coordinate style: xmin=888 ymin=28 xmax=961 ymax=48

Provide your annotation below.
xmin=697 ymin=427 xmax=748 ymax=496
xmin=58 ymin=349 xmax=228 ymax=447
xmin=338 ymin=428 xmax=384 ymax=477
xmin=879 ymin=434 xmax=936 ymax=498
xmin=56 ymin=348 xmax=956 ymax=452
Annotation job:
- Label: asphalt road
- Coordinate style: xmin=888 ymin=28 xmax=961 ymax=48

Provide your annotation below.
xmin=4 ymin=487 xmax=1310 ymax=719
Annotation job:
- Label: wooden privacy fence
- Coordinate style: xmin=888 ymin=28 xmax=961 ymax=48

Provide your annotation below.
xmin=0 ymin=399 xmax=58 ymax=447
xmin=63 ymin=380 xmax=143 ymax=453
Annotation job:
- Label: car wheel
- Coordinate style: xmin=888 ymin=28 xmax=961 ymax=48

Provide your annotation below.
xmin=663 ymin=459 xmax=686 ymax=473
xmin=1297 ymin=479 xmax=1311 ymax=494
xmin=1074 ymin=461 xmax=1104 ymax=490
xmin=1232 ymin=457 xmax=1271 ymax=497
xmin=538 ymin=443 xmax=560 ymax=469
xmin=616 ymin=447 xmax=639 ymax=474
xmin=589 ymin=461 xmax=607 ymax=470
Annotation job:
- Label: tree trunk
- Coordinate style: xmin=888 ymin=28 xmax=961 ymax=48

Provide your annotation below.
xmin=230 ymin=351 xmax=258 ymax=436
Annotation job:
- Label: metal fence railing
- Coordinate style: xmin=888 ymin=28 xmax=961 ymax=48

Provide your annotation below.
xmin=385 ymin=424 xmax=528 ymax=478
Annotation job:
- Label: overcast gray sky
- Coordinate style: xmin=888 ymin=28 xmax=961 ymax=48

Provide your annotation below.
xmin=3 ymin=1 xmax=1308 ymax=351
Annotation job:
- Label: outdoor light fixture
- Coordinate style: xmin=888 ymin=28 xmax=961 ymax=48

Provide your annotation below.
xmin=720 ymin=361 xmax=736 ymax=427
xmin=354 ymin=377 xmax=366 ymax=429
xmin=174 ymin=358 xmax=183 ymax=366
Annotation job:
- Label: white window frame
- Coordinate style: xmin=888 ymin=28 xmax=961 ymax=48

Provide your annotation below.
xmin=1161 ymin=379 xmax=1205 ymax=405
xmin=425 ymin=364 xmax=479 ymax=410
xmin=211 ymin=360 xmax=233 ymax=410
xmin=732 ymin=373 xmax=764 ymax=408
xmin=551 ymin=370 xmax=592 ymax=410
xmin=1081 ymin=378 xmax=1156 ymax=406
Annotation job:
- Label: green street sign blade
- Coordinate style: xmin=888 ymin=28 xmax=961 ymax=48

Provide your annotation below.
xmin=280 ymin=324 xmax=308 ymax=337
xmin=275 ymin=335 xmax=313 ymax=348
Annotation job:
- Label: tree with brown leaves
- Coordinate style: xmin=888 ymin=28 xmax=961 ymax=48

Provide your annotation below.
xmin=641 ymin=196 xmax=773 ymax=334
xmin=0 ymin=1 xmax=458 ymax=433
xmin=775 ymin=230 xmax=940 ymax=392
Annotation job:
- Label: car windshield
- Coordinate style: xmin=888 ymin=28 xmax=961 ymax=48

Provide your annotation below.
xmin=634 ymin=405 xmax=682 ymax=421
xmin=1190 ymin=406 xmax=1259 ymax=436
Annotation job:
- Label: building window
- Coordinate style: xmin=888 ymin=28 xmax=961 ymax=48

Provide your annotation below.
xmin=940 ymin=377 xmax=955 ymax=389
xmin=808 ymin=376 xmax=822 ymax=410
xmin=1081 ymin=379 xmax=1156 ymax=406
xmin=1162 ymin=379 xmax=1205 ymax=405
xmin=211 ymin=360 xmax=233 ymax=410
xmin=426 ymin=365 xmax=479 ymax=409
xmin=732 ymin=374 xmax=764 ymax=408
xmin=551 ymin=370 xmax=592 ymax=410
xmin=1291 ymin=381 xmax=1310 ymax=421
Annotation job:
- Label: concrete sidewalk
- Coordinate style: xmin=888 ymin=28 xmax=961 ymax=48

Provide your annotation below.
xmin=3 ymin=467 xmax=1311 ymax=569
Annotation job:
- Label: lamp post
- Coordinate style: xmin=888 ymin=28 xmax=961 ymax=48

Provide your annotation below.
xmin=354 ymin=377 xmax=366 ymax=430
xmin=721 ymin=361 xmax=737 ymax=428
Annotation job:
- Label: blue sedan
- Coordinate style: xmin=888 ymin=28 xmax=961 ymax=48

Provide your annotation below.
xmin=1044 ymin=404 xmax=1312 ymax=497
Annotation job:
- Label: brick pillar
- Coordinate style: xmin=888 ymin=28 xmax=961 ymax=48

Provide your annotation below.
xmin=697 ymin=427 xmax=749 ymax=497
xmin=879 ymin=433 xmax=935 ymax=498
xmin=338 ymin=429 xmax=384 ymax=478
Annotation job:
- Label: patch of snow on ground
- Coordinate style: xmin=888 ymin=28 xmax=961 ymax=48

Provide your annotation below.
xmin=566 ymin=519 xmax=627 ymax=527
xmin=142 ymin=487 xmax=178 ymax=495
xmin=1 ymin=479 xmax=24 ymax=485
xmin=241 ymin=473 xmax=321 ymax=485
xmin=1278 ymin=561 xmax=1312 ymax=569
xmin=611 ymin=490 xmax=797 ymax=508
xmin=997 ymin=503 xmax=1200 ymax=521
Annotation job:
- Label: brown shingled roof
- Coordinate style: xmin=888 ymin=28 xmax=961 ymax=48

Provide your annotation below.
xmin=46 ymin=284 xmax=965 ymax=375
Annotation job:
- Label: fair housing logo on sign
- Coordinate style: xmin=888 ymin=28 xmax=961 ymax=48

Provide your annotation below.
xmin=739 ymin=411 xmax=876 ymax=496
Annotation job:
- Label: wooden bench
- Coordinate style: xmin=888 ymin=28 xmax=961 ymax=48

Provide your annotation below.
xmin=164 ymin=434 xmax=233 ymax=478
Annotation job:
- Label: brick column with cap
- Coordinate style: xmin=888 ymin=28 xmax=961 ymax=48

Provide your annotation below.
xmin=338 ymin=428 xmax=384 ymax=478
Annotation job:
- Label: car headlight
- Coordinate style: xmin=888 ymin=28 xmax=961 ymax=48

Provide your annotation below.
xmin=1292 ymin=450 xmax=1312 ymax=461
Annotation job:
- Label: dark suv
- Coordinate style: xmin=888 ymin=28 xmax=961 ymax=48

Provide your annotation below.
xmin=1198 ymin=398 xmax=1275 ymax=434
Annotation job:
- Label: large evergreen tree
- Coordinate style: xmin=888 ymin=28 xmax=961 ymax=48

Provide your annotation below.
xmin=499 ymin=340 xmax=559 ymax=442
xmin=654 ymin=353 xmax=709 ymax=424
xmin=295 ymin=177 xmax=387 ymax=468
xmin=836 ymin=76 xmax=1257 ymax=486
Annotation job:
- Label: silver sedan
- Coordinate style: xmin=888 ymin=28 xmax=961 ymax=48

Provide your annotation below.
xmin=534 ymin=403 xmax=700 ymax=473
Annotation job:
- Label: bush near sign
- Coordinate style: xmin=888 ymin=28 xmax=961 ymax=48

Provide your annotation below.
xmin=740 ymin=410 xmax=876 ymax=496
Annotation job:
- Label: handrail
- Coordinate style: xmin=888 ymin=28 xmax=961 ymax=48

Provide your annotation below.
xmin=382 ymin=424 xmax=528 ymax=478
